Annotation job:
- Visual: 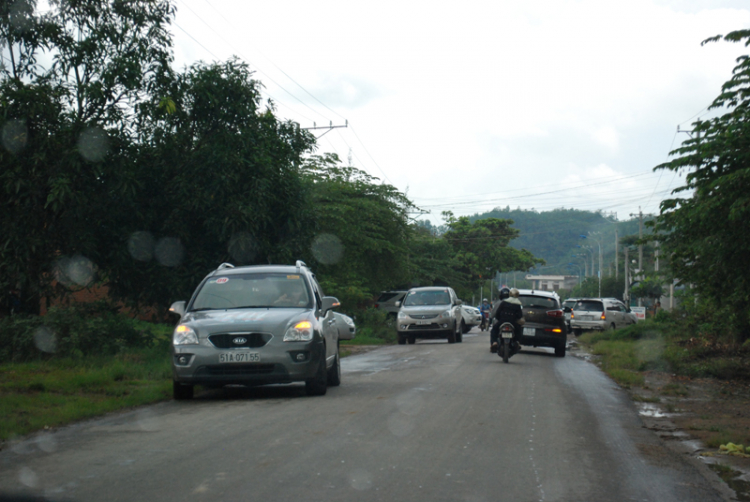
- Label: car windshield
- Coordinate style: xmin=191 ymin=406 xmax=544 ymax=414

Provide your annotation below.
xmin=518 ymin=295 xmax=558 ymax=309
xmin=191 ymin=273 xmax=312 ymax=310
xmin=575 ymin=300 xmax=604 ymax=312
xmin=403 ymin=290 xmax=451 ymax=306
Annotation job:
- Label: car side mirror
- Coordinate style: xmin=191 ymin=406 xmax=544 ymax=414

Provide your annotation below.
xmin=395 ymin=301 xmax=401 ymax=308
xmin=321 ymin=296 xmax=340 ymax=314
xmin=169 ymin=301 xmax=186 ymax=317
xmin=457 ymin=299 xmax=463 ymax=306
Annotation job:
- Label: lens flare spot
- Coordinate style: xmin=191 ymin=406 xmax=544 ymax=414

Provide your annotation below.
xmin=311 ymin=233 xmax=344 ymax=265
xmin=128 ymin=231 xmax=155 ymax=262
xmin=349 ymin=468 xmax=373 ymax=491
xmin=77 ymin=126 xmax=110 ymax=162
xmin=154 ymin=237 xmax=184 ymax=267
xmin=33 ymin=326 xmax=57 ymax=354
xmin=228 ymin=232 xmax=257 ymax=263
xmin=54 ymin=255 xmax=96 ymax=288
xmin=19 ymin=467 xmax=39 ymax=488
xmin=1 ymin=119 xmax=27 ymax=154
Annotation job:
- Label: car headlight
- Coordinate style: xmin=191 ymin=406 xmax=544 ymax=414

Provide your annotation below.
xmin=343 ymin=317 xmax=355 ymax=327
xmin=284 ymin=321 xmax=314 ymax=342
xmin=439 ymin=310 xmax=451 ymax=319
xmin=398 ymin=311 xmax=408 ymax=319
xmin=173 ymin=325 xmax=198 ymax=345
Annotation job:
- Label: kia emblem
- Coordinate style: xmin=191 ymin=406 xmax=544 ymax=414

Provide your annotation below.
xmin=233 ymin=337 xmax=247 ymax=345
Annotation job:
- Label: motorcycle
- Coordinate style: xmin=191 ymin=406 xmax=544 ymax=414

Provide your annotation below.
xmin=480 ymin=311 xmax=490 ymax=331
xmin=497 ymin=322 xmax=519 ymax=363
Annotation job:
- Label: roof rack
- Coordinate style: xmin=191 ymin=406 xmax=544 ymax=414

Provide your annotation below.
xmin=217 ymin=263 xmax=235 ymax=270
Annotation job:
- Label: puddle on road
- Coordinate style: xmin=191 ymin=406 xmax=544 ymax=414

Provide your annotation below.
xmin=637 ymin=403 xmax=675 ymax=418
xmin=708 ymin=464 xmax=750 ymax=501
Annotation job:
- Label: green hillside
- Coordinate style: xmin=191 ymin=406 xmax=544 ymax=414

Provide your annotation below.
xmin=466 ymin=207 xmax=650 ymax=277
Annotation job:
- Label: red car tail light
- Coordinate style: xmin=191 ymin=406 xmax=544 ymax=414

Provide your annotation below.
xmin=544 ymin=328 xmax=563 ymax=333
xmin=600 ymin=313 xmax=606 ymax=320
xmin=546 ymin=309 xmax=564 ymax=319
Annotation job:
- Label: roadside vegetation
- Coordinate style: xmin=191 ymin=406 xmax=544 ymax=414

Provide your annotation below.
xmin=0 ymin=302 xmax=394 ymax=444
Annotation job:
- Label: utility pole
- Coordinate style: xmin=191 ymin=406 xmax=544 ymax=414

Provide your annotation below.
xmin=624 ymin=247 xmax=629 ymax=305
xmin=655 ymin=241 xmax=659 ymax=272
xmin=638 ymin=207 xmax=643 ymax=275
xmin=615 ymin=229 xmax=619 ymax=279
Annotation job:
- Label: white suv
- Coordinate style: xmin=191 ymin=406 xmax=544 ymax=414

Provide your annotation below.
xmin=570 ymin=298 xmax=636 ymax=335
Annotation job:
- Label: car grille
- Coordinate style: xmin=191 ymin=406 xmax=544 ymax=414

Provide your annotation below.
xmin=208 ymin=333 xmax=272 ymax=349
xmin=410 ymin=314 xmax=438 ymax=319
xmin=199 ymin=364 xmax=277 ymax=376
xmin=407 ymin=323 xmax=441 ymax=330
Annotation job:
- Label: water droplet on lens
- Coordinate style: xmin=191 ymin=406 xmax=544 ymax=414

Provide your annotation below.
xmin=33 ymin=327 xmax=57 ymax=354
xmin=154 ymin=237 xmax=184 ymax=267
xmin=228 ymin=232 xmax=257 ymax=263
xmin=1 ymin=119 xmax=27 ymax=154
xmin=311 ymin=233 xmax=344 ymax=265
xmin=36 ymin=434 xmax=57 ymax=453
xmin=19 ymin=467 xmax=39 ymax=488
xmin=350 ymin=468 xmax=373 ymax=490
xmin=387 ymin=413 xmax=414 ymax=437
xmin=77 ymin=126 xmax=110 ymax=162
xmin=136 ymin=409 xmax=159 ymax=432
xmin=54 ymin=255 xmax=96 ymax=287
xmin=128 ymin=231 xmax=155 ymax=262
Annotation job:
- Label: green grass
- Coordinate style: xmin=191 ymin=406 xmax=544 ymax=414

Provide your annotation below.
xmin=0 ymin=347 xmax=172 ymax=442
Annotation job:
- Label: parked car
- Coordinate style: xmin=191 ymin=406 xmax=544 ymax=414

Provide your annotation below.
xmin=332 ymin=312 xmax=356 ymax=340
xmin=516 ymin=289 xmax=567 ymax=357
xmin=375 ymin=290 xmax=408 ymax=325
xmin=396 ymin=287 xmax=463 ymax=344
xmin=461 ymin=305 xmax=482 ymax=333
xmin=569 ymin=298 xmax=636 ymax=336
xmin=168 ymin=261 xmax=341 ymax=399
xmin=561 ymin=297 xmax=579 ymax=333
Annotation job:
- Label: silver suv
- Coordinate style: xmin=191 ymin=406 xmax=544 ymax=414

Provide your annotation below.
xmin=396 ymin=286 xmax=463 ymax=344
xmin=570 ymin=298 xmax=636 ymax=335
xmin=169 ymin=261 xmax=342 ymax=399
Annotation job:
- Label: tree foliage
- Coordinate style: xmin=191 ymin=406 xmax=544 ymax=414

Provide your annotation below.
xmin=300 ymin=154 xmax=413 ymax=309
xmin=652 ymin=29 xmax=750 ymax=338
xmin=441 ymin=211 xmax=544 ymax=293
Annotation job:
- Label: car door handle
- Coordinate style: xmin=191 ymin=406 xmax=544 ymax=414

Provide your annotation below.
xmin=327 ymin=319 xmax=336 ymax=325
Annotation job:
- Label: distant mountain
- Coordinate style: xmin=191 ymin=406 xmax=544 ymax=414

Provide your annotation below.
xmin=467 ymin=207 xmax=649 ymax=275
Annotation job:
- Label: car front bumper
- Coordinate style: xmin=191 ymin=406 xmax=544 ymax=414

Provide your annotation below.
xmin=172 ymin=340 xmax=324 ymax=386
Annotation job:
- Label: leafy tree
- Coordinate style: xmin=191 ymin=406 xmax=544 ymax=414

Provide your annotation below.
xmin=441 ymin=211 xmax=544 ymax=293
xmin=104 ymin=59 xmax=315 ymax=308
xmin=300 ymin=153 xmax=413 ymax=309
xmin=0 ymin=0 xmax=174 ymax=313
xmin=652 ymin=29 xmax=750 ymax=338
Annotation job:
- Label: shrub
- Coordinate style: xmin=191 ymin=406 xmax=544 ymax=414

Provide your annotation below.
xmin=0 ymin=302 xmax=160 ymax=362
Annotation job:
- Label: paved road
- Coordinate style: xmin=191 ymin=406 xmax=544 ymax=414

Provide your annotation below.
xmin=0 ymin=330 xmax=730 ymax=502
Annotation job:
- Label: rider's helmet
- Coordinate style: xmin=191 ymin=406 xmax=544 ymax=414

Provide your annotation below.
xmin=499 ymin=287 xmax=510 ymax=300
xmin=510 ymin=288 xmax=520 ymax=298
xmin=482 ymin=298 xmax=488 ymax=303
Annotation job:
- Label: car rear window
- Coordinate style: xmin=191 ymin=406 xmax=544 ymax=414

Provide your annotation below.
xmin=377 ymin=292 xmax=400 ymax=302
xmin=575 ymin=300 xmax=604 ymax=312
xmin=562 ymin=300 xmax=577 ymax=308
xmin=518 ymin=295 xmax=558 ymax=309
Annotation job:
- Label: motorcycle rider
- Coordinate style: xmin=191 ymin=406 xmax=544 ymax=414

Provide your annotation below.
xmin=490 ymin=287 xmax=524 ymax=353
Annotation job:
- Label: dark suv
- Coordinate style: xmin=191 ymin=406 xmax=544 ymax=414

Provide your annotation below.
xmin=169 ymin=261 xmax=341 ymax=399
xmin=516 ymin=289 xmax=567 ymax=357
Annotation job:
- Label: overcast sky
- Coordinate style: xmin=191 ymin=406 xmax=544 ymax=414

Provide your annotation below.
xmin=170 ymin=0 xmax=750 ymax=226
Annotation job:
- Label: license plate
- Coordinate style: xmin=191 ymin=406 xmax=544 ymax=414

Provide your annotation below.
xmin=219 ymin=352 xmax=260 ymax=363
xmin=523 ymin=328 xmax=536 ymax=336
xmin=417 ymin=320 xmax=430 ymax=325
xmin=501 ymin=332 xmax=513 ymax=339
xmin=579 ymin=315 xmax=593 ymax=321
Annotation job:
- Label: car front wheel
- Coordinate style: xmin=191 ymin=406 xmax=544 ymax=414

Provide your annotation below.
xmin=327 ymin=349 xmax=341 ymax=387
xmin=306 ymin=354 xmax=328 ymax=396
